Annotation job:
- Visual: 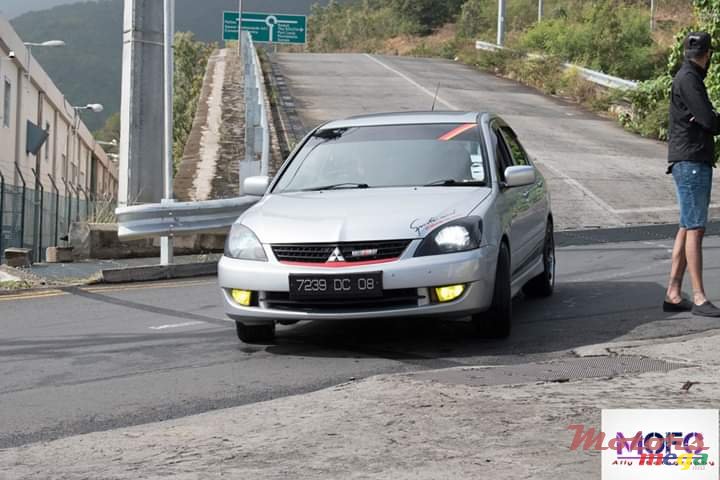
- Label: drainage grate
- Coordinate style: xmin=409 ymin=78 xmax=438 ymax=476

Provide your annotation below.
xmin=410 ymin=356 xmax=688 ymax=387
xmin=556 ymin=222 xmax=720 ymax=247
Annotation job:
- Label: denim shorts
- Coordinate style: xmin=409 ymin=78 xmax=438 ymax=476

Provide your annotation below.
xmin=672 ymin=161 xmax=713 ymax=230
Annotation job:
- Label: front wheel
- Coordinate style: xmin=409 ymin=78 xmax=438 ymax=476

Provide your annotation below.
xmin=523 ymin=220 xmax=555 ymax=298
xmin=473 ymin=242 xmax=511 ymax=339
xmin=236 ymin=321 xmax=276 ymax=344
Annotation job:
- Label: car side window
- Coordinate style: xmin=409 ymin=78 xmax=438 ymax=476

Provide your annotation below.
xmin=499 ymin=127 xmax=530 ymax=166
xmin=492 ymin=124 xmax=513 ymax=182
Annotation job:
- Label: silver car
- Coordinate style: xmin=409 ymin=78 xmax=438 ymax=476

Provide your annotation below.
xmin=219 ymin=112 xmax=554 ymax=343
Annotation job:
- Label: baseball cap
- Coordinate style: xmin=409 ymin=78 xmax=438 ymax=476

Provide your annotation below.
xmin=685 ymin=32 xmax=712 ymax=54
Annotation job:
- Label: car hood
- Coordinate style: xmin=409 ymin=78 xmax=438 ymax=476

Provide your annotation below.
xmin=240 ymin=187 xmax=491 ymax=244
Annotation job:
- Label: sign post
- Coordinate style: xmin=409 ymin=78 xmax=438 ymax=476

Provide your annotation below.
xmin=223 ymin=11 xmax=307 ymax=45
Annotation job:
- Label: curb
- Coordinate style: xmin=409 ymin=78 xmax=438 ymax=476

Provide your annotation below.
xmin=101 ymin=261 xmax=218 ymax=284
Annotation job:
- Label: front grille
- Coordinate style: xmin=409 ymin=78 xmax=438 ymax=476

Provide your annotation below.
xmin=264 ymin=288 xmax=422 ymax=312
xmin=272 ymin=240 xmax=412 ymax=263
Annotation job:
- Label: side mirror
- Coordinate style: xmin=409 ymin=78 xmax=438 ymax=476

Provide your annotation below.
xmin=504 ymin=165 xmax=536 ymax=188
xmin=243 ymin=176 xmax=270 ymax=196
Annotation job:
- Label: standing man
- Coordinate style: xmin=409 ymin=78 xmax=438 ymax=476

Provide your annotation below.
xmin=665 ymin=32 xmax=720 ymax=316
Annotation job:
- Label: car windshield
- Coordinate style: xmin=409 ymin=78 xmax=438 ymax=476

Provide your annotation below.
xmin=273 ymin=123 xmax=488 ymax=193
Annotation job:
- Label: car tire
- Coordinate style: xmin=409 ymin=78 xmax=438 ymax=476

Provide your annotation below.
xmin=235 ymin=321 xmax=276 ymax=344
xmin=473 ymin=242 xmax=511 ymax=339
xmin=523 ymin=220 xmax=555 ymax=298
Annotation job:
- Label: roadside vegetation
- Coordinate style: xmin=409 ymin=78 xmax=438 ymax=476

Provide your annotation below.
xmin=309 ymin=0 xmax=698 ymax=146
xmin=95 ymin=32 xmax=215 ymax=172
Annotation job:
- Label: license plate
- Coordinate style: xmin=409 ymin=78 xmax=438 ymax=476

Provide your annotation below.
xmin=289 ymin=272 xmax=383 ymax=300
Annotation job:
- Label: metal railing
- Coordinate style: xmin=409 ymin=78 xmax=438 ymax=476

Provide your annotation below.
xmin=475 ymin=40 xmax=638 ymax=90
xmin=241 ymin=31 xmax=270 ymax=181
xmin=116 ymin=197 xmax=259 ymax=241
xmin=115 ymin=33 xmax=269 ymax=242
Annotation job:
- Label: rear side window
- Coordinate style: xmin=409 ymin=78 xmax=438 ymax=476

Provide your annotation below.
xmin=499 ymin=127 xmax=530 ymax=166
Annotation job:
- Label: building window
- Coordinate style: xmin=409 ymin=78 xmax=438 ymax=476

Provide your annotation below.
xmin=45 ymin=122 xmax=51 ymax=161
xmin=2 ymin=79 xmax=11 ymax=128
xmin=71 ymin=163 xmax=78 ymax=183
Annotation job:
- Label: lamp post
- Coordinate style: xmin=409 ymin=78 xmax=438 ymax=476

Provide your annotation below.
xmin=650 ymin=0 xmax=656 ymax=31
xmin=23 ymin=40 xmax=65 ymax=78
xmin=70 ymin=104 xmax=103 ymax=214
xmin=538 ymin=0 xmax=543 ymax=22
xmin=497 ymin=0 xmax=506 ymax=46
xmin=161 ymin=0 xmax=175 ymax=266
xmin=19 ymin=40 xmax=64 ymax=260
xmin=238 ymin=0 xmax=243 ymax=55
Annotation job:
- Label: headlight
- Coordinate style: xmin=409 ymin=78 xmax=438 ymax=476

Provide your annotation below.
xmin=225 ymin=224 xmax=267 ymax=261
xmin=415 ymin=217 xmax=482 ymax=257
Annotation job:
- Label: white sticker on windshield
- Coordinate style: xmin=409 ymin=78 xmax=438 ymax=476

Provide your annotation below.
xmin=470 ymin=155 xmax=484 ymax=180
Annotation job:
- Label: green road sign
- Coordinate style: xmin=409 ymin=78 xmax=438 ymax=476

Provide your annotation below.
xmin=223 ymin=11 xmax=307 ymax=45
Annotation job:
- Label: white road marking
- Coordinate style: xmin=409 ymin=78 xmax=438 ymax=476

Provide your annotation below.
xmin=534 ymin=159 xmax=622 ymax=222
xmin=363 ymin=54 xmax=459 ymax=111
xmin=366 ymin=55 xmax=704 ymax=221
xmin=149 ymin=321 xmax=204 ymax=330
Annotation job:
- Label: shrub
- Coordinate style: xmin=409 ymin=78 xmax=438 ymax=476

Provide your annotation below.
xmin=389 ymin=0 xmax=465 ymax=34
xmin=309 ymin=0 xmax=418 ymax=52
xmin=458 ymin=0 xmax=539 ymax=41
xmin=625 ymin=0 xmax=720 ymax=151
xmin=519 ymin=0 xmax=662 ymax=80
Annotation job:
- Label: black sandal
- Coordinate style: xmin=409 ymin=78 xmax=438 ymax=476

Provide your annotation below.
xmin=663 ymin=298 xmax=693 ymax=312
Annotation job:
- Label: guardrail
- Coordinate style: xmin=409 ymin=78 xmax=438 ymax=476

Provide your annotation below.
xmin=475 ymin=40 xmax=638 ymax=90
xmin=116 ymin=197 xmax=259 ymax=241
xmin=116 ymin=33 xmax=270 ymax=242
xmin=242 ymin=31 xmax=270 ymax=180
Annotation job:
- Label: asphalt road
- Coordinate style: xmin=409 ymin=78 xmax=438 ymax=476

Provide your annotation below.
xmin=3 ymin=237 xmax=720 ymax=448
xmin=273 ymin=53 xmax=720 ymax=229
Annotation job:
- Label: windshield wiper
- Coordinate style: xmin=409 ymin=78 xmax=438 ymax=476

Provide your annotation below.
xmin=423 ymin=179 xmax=485 ymax=187
xmin=303 ymin=182 xmax=370 ymax=191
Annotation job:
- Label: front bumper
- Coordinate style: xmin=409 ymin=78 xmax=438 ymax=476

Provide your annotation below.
xmin=218 ymin=244 xmax=498 ymax=324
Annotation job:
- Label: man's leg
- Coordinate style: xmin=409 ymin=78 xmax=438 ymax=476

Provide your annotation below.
xmin=666 ymin=228 xmax=687 ymax=303
xmin=686 ymin=228 xmax=707 ymax=305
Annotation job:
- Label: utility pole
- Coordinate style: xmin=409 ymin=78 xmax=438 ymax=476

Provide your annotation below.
xmin=119 ymin=0 xmax=165 ymax=207
xmin=238 ymin=0 xmax=243 ymax=56
xmin=160 ymin=0 xmax=175 ymax=265
xmin=650 ymin=0 xmax=656 ymax=31
xmin=497 ymin=0 xmax=506 ymax=47
xmin=538 ymin=0 xmax=543 ymax=23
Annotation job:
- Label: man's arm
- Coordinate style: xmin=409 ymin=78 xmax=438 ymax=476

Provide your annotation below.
xmin=679 ymin=72 xmax=720 ymax=134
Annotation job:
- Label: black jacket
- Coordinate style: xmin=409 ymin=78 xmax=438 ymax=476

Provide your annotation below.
xmin=668 ymin=60 xmax=720 ymax=166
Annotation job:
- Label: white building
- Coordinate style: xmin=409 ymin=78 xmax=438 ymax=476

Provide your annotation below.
xmin=0 ymin=14 xmax=117 ymax=200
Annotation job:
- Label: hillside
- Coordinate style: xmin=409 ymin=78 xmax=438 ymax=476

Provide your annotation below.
xmin=0 ymin=0 xmax=89 ymax=19
xmin=11 ymin=0 xmax=334 ymax=130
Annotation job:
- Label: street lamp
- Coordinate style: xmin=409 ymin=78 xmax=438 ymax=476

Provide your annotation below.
xmin=22 ymin=40 xmax=65 ymax=77
xmin=23 ymin=40 xmax=66 ymax=48
xmin=74 ymin=104 xmax=104 ymax=113
xmin=70 ymin=103 xmax=104 ymax=189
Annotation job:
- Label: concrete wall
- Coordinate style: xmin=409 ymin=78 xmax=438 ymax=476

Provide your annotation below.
xmin=0 ymin=14 xmax=117 ymax=198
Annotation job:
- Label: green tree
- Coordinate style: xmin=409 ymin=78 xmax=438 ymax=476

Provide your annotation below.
xmin=173 ymin=32 xmax=216 ymax=167
xmin=389 ymin=0 xmax=464 ymax=34
xmin=95 ymin=112 xmax=121 ymax=143
xmin=624 ymin=0 xmax=720 ymax=144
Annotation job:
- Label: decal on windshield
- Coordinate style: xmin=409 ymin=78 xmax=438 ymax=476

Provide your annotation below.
xmin=410 ymin=209 xmax=460 ymax=236
xmin=438 ymin=123 xmax=476 ymax=141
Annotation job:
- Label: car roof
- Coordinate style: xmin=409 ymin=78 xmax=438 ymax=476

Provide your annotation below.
xmin=320 ymin=111 xmax=486 ymax=130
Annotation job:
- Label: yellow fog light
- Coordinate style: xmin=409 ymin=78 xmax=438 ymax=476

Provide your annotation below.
xmin=231 ymin=289 xmax=252 ymax=306
xmin=435 ymin=285 xmax=465 ymax=303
